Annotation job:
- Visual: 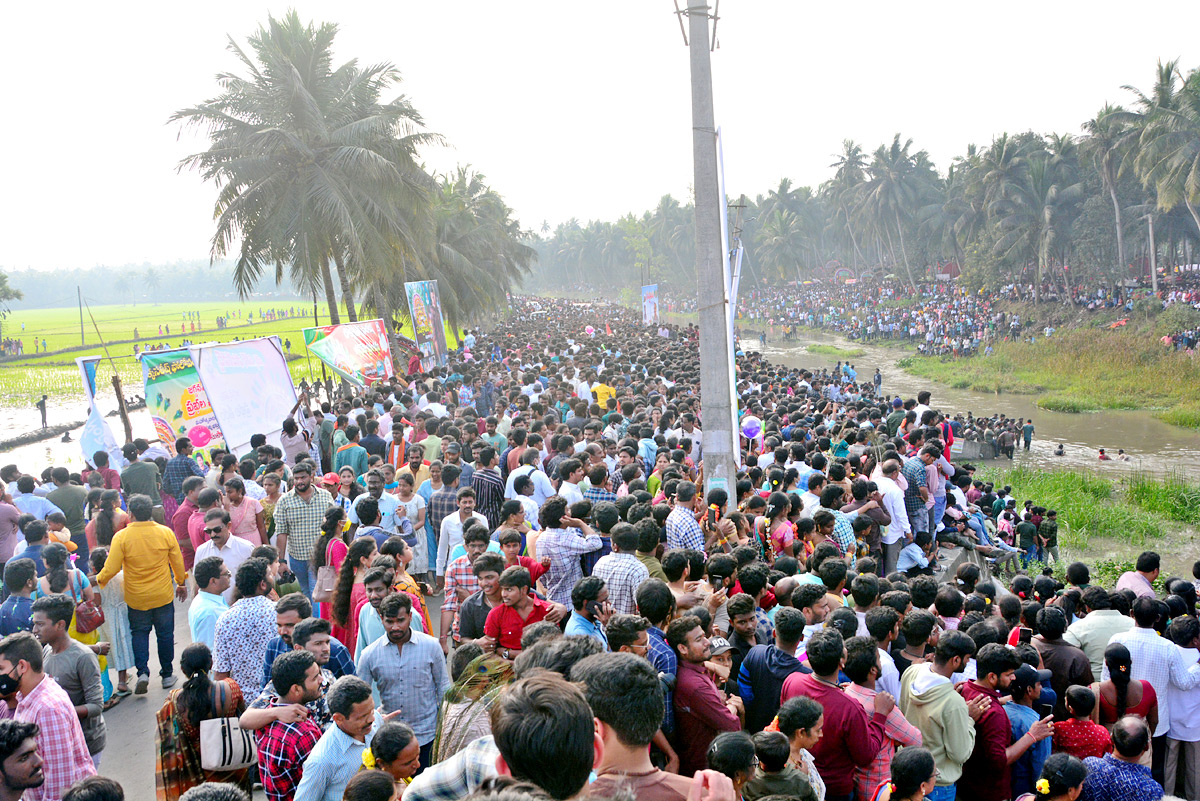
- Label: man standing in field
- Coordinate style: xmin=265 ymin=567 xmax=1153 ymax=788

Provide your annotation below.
xmin=35 ymin=396 xmax=47 ymax=430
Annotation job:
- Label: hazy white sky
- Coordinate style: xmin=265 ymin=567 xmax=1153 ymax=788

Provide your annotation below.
xmin=3 ymin=1 xmax=1198 ymax=271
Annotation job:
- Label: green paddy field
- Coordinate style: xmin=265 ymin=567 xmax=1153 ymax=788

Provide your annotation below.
xmin=0 ymin=301 xmax=462 ymax=405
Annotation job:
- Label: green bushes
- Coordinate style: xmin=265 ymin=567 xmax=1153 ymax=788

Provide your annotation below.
xmin=1036 ymin=395 xmax=1097 ymax=413
xmin=805 ymin=344 xmax=866 ymax=358
xmin=977 ymin=466 xmax=1162 ymax=547
xmin=1125 ymin=471 xmax=1200 ymax=525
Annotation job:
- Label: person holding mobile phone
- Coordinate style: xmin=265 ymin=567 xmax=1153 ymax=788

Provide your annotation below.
xmin=563 ymin=576 xmax=612 ymax=648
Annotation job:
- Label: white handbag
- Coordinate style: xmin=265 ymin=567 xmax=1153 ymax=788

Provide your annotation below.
xmin=199 ymin=684 xmax=257 ymax=771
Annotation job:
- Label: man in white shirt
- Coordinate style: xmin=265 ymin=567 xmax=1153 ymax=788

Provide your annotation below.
xmin=798 ymin=473 xmax=825 ymax=519
xmin=1166 ymin=615 xmax=1200 ymax=799
xmin=435 ymin=488 xmax=488 ymax=578
xmin=557 ymin=459 xmax=585 ymax=505
xmin=1105 ymin=596 xmax=1200 ymax=785
xmin=875 ymin=460 xmax=911 ymax=575
xmin=193 ymin=508 xmax=254 ymax=604
xmin=505 ymin=450 xmax=555 ymax=507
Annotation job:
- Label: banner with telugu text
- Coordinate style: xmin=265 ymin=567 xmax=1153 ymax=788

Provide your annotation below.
xmin=302 ymin=319 xmax=394 ymax=387
xmin=404 ymin=280 xmax=449 ymax=370
xmin=139 ymin=348 xmax=226 ymax=463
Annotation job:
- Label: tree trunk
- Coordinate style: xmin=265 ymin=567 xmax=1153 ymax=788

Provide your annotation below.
xmin=372 ymin=283 xmax=402 ymax=374
xmin=893 ymin=211 xmax=918 ymax=290
xmin=1108 ymin=179 xmax=1127 ymax=275
xmin=333 ymin=250 xmax=358 ymax=322
xmin=842 ymin=203 xmax=868 ymax=268
xmin=320 ymin=256 xmax=341 ymax=325
xmin=1185 ymin=200 xmax=1200 ymax=243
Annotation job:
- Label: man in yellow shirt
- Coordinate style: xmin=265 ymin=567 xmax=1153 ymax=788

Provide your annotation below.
xmin=97 ymin=493 xmax=188 ymax=695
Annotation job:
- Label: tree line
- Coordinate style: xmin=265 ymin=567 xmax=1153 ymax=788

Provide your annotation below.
xmin=173 ymin=11 xmax=535 ymax=356
xmin=527 ymin=60 xmax=1200 ymax=301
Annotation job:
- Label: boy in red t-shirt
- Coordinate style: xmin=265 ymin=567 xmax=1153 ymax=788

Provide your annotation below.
xmin=498 ymin=528 xmax=550 ymax=588
xmin=483 ymin=565 xmax=551 ymax=660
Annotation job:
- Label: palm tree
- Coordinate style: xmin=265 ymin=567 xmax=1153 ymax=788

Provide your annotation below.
xmin=989 ymin=137 xmax=1083 ymax=302
xmin=173 ymin=11 xmax=440 ymax=326
xmin=860 ymin=135 xmax=931 ymax=288
xmin=755 ymin=208 xmax=805 ymax=281
xmin=144 ymin=268 xmax=161 ymax=302
xmin=1127 ymin=62 xmax=1200 ymax=237
xmin=1081 ymin=104 xmax=1132 ymax=273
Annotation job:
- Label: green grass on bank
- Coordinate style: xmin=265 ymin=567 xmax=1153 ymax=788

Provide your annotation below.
xmin=901 ymin=328 xmax=1200 ymax=428
xmin=977 ymin=465 xmax=1200 ymax=578
xmin=0 ymin=301 xmax=462 ymax=405
xmin=805 ymin=344 xmax=866 ymax=358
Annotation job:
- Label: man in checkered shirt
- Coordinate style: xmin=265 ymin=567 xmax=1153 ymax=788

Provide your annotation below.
xmin=591 ymin=523 xmax=649 ymax=616
xmin=0 ymin=632 xmax=95 ymax=801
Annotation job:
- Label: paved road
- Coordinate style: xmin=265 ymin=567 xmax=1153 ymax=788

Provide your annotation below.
xmin=99 ymin=588 xmax=445 ymax=801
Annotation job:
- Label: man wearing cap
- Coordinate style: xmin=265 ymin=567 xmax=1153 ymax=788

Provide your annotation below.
xmin=958 ymin=644 xmax=1053 ymax=801
xmin=443 ymin=442 xmax=473 ymax=486
xmin=886 ymin=398 xmax=907 ymax=437
xmin=1007 ymin=663 xmax=1055 ymax=798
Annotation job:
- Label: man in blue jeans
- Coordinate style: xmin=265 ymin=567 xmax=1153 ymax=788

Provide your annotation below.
xmin=272 ymin=462 xmax=335 ymax=599
xmin=96 ymin=494 xmax=188 ymax=693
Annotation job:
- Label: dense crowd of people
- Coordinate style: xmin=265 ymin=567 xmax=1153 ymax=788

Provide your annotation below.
xmin=0 ymin=295 xmax=1195 ymax=801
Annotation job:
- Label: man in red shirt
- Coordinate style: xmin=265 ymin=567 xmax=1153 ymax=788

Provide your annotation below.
xmin=780 ymin=629 xmax=891 ymax=801
xmin=483 ymin=566 xmax=550 ymax=660
xmin=957 ymin=643 xmax=1053 ymax=801
xmin=170 ymin=476 xmax=204 ymax=570
xmin=668 ymin=614 xmax=742 ymax=776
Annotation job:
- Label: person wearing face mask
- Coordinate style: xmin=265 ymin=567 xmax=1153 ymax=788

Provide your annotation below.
xmin=0 ymin=632 xmax=95 ymax=801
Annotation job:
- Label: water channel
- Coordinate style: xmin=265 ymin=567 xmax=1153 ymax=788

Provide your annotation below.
xmin=754 ymin=328 xmax=1200 ymax=476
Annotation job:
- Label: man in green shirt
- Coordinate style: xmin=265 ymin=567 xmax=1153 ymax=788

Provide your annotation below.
xmin=333 ymin=425 xmax=370 ymax=478
xmin=1037 ymin=510 xmax=1059 ymax=564
xmin=120 ymin=443 xmax=163 ymax=523
xmin=1016 ymin=513 xmax=1039 ymax=566
xmin=45 ymin=467 xmax=89 ymax=564
xmin=886 ymin=399 xmax=907 ymax=437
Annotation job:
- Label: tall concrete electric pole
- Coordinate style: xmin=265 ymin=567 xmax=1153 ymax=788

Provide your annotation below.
xmin=684 ymin=0 xmax=738 ymax=509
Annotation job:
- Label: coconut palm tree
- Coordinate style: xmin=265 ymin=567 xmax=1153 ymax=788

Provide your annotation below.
xmin=860 ymin=135 xmax=931 ymax=288
xmin=173 ymin=11 xmax=440 ymax=325
xmin=1127 ymin=63 xmax=1200 ymax=237
xmin=1082 ymin=104 xmax=1132 ymax=273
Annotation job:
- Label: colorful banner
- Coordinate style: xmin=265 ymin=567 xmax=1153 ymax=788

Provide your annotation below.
xmin=189 ymin=337 xmax=297 ymax=458
xmin=139 ymin=348 xmax=226 ymax=461
xmin=642 ymin=284 xmax=659 ymax=326
xmin=302 ymin=319 xmax=394 ymax=387
xmin=404 ymin=280 xmax=449 ymax=370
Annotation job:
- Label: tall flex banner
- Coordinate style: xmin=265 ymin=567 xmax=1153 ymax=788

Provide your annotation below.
xmin=404 ymin=280 xmax=449 ymax=371
xmin=302 ymin=319 xmax=394 ymax=387
xmin=641 ymin=284 xmax=659 ymax=326
xmin=189 ymin=337 xmax=297 ymax=458
xmin=139 ymin=348 xmax=226 ymax=462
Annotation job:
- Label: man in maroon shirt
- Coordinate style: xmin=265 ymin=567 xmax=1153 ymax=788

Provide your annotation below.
xmin=958 ymin=642 xmax=1053 ymax=801
xmin=170 ymin=476 xmax=204 ymax=570
xmin=668 ymin=614 xmax=742 ymax=776
xmin=780 ymin=628 xmax=892 ymax=801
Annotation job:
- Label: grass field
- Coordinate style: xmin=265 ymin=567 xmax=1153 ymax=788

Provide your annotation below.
xmin=0 ymin=301 xmax=463 ymax=405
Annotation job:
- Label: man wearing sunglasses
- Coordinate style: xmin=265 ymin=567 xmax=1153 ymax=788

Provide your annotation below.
xmin=193 ymin=509 xmax=253 ymax=604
